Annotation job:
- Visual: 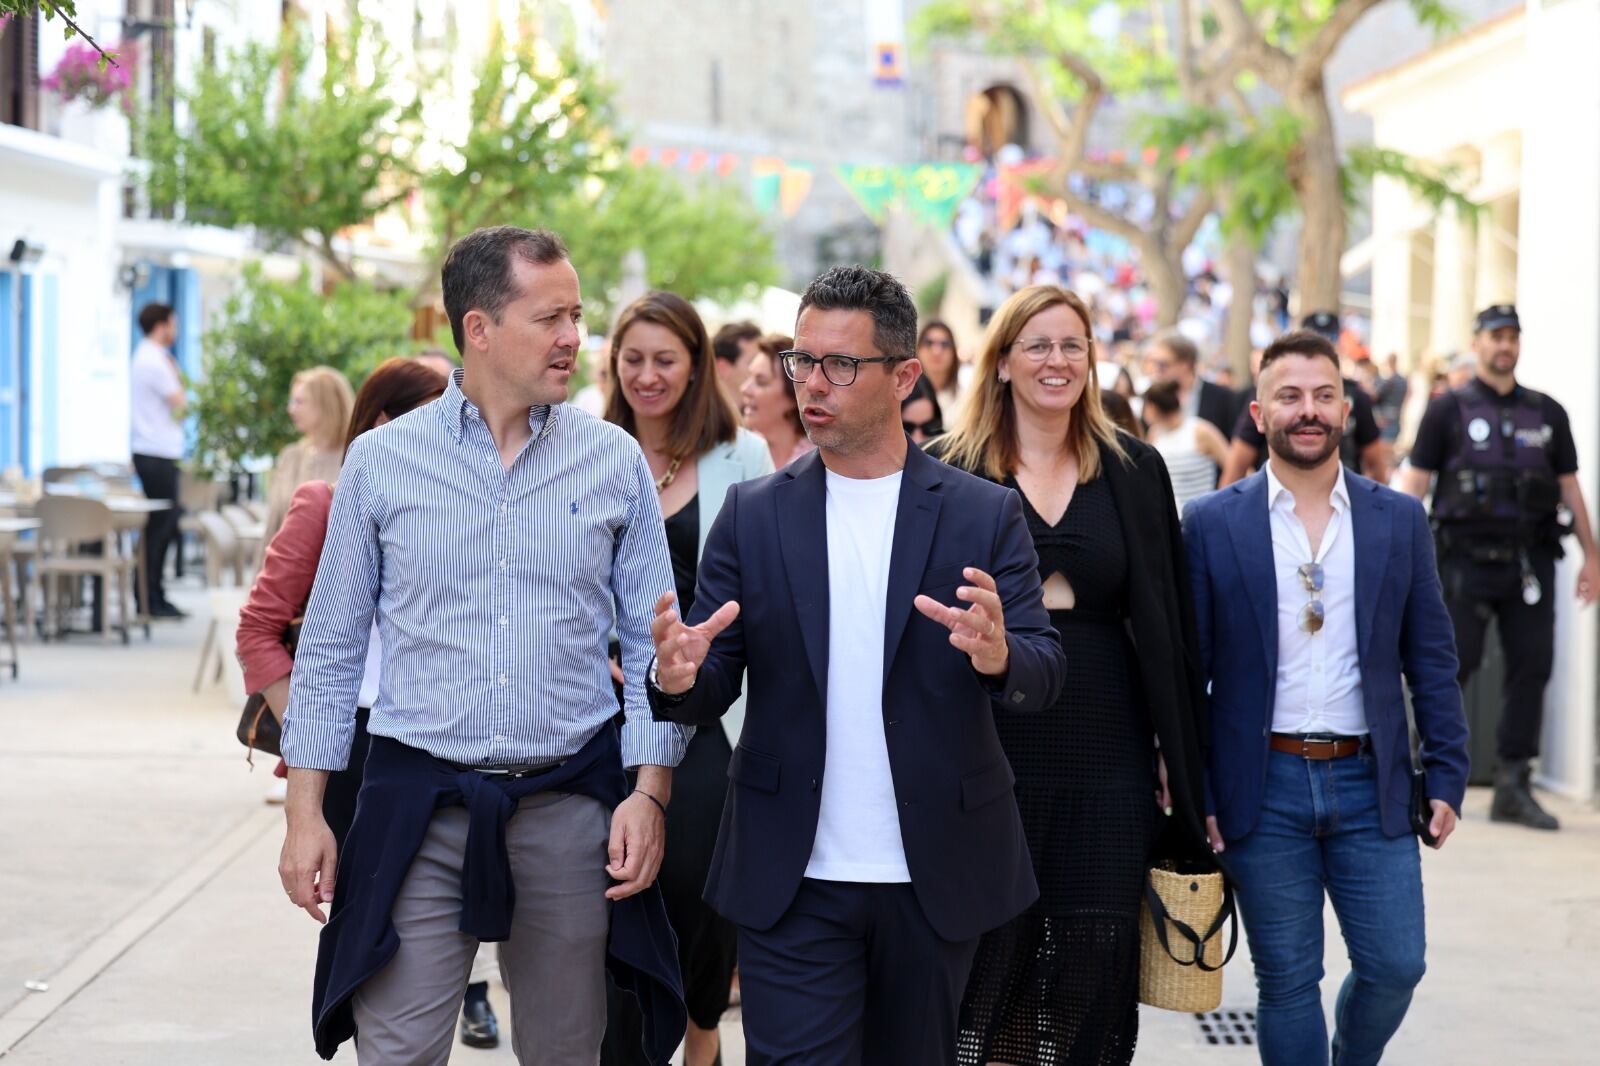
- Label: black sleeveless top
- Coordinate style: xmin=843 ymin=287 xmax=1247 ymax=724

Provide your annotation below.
xmin=663 ymin=494 xmax=700 ymax=618
xmin=1008 ymin=474 xmax=1129 ymax=622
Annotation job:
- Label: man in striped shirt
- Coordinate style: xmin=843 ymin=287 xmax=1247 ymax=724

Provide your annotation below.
xmin=278 ymin=227 xmax=689 ymax=1064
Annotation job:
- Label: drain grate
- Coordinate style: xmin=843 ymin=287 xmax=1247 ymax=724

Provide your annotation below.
xmin=1193 ymin=1009 xmax=1257 ymax=1047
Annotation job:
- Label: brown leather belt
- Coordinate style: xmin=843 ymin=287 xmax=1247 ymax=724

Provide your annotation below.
xmin=1269 ymin=734 xmax=1367 ymax=760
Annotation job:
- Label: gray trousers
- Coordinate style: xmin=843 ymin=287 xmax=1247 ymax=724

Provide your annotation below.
xmin=352 ymin=791 xmax=613 ymax=1065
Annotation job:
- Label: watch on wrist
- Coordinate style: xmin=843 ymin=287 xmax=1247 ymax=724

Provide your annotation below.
xmin=647 ymin=656 xmax=690 ymax=704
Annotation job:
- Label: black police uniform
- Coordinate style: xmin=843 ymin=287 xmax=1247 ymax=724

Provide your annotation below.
xmin=1408 ymin=309 xmax=1578 ymax=770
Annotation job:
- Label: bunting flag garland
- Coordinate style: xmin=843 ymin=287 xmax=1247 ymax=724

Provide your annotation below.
xmin=623 ymin=147 xmax=987 ymax=227
xmin=834 ymin=163 xmax=983 ymax=228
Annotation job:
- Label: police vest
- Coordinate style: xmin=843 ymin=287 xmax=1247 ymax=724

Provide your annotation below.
xmin=1432 ymin=385 xmax=1561 ymax=526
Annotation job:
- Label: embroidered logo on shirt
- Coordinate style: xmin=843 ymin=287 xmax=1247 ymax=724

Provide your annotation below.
xmin=570 ymin=502 xmax=578 ymax=515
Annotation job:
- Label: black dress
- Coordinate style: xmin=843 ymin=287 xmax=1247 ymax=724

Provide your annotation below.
xmin=956 ymin=475 xmax=1159 ymax=1066
xmin=603 ymin=494 xmax=738 ymax=1062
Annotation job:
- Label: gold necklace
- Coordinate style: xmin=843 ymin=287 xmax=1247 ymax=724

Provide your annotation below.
xmin=654 ymin=455 xmax=683 ymax=493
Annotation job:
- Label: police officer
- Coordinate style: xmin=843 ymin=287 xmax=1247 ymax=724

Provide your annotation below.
xmin=1403 ymin=304 xmax=1600 ymax=829
xmin=1219 ymin=311 xmax=1390 ymax=485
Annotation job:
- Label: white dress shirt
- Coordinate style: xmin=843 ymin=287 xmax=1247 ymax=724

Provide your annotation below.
xmin=1265 ymin=460 xmax=1367 ymax=736
xmin=129 ymin=338 xmax=185 ymax=459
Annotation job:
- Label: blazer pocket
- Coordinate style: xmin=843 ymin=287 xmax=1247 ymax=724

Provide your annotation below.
xmin=728 ymin=744 xmax=781 ymax=794
xmin=919 ymin=561 xmax=970 ymax=593
xmin=961 ymin=758 xmax=1017 ymax=811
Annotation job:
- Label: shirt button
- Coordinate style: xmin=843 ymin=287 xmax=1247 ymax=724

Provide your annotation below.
xmin=500 ymin=501 xmax=508 ymax=513
xmin=498 ymin=674 xmax=508 ymax=686
xmin=499 ymin=559 xmax=507 ymax=569
xmin=494 ymin=734 xmax=505 ymax=742
xmin=499 ymin=616 xmax=508 ymax=627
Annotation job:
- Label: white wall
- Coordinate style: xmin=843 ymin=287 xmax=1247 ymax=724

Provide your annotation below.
xmin=1518 ymin=0 xmax=1600 ymax=799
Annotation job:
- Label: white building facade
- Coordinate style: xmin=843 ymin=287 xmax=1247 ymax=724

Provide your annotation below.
xmin=1346 ymin=0 xmax=1600 ymax=800
xmin=0 ymin=0 xmax=281 ymax=477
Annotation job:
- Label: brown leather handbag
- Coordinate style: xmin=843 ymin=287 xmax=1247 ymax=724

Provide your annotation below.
xmin=236 ymin=618 xmax=302 ymax=764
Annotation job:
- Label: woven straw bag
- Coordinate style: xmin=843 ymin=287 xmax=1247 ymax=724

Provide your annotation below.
xmin=1138 ymin=861 xmax=1239 ymax=1013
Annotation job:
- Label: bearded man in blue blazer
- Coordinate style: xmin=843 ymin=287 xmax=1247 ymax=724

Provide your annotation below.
xmin=1182 ymin=329 xmax=1469 ymax=1066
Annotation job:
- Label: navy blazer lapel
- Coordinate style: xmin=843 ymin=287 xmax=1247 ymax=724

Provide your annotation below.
xmin=883 ymin=443 xmax=944 ymax=682
xmin=1225 ymin=471 xmax=1279 ymax=677
xmin=1348 ymin=476 xmax=1391 ymax=662
xmin=776 ymin=451 xmax=830 ymax=702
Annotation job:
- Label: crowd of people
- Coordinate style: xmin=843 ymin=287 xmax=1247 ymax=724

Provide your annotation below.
xmin=99 ymin=214 xmax=1591 ymax=1066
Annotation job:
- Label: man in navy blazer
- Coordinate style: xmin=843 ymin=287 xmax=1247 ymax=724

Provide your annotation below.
xmin=647 ymin=266 xmax=1066 ymax=1065
xmin=1183 ymin=329 xmax=1469 ymax=1066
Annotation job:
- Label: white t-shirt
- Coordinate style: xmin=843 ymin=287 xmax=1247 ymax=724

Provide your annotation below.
xmin=130 ymin=338 xmax=185 ymax=459
xmin=804 ymin=468 xmax=911 ymax=883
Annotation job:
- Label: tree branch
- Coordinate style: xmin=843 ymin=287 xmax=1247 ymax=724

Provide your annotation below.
xmin=1062 ymin=190 xmax=1153 ymax=252
xmin=1208 ymin=0 xmax=1294 ymax=88
xmin=314 ymin=231 xmax=356 ymax=281
xmin=1173 ymin=187 xmax=1216 ymax=253
xmin=1296 ymin=0 xmax=1387 ymax=90
xmin=1020 ymin=55 xmax=1103 ymax=173
xmin=1175 ymin=0 xmax=1198 ymax=98
xmin=42 ymin=1 xmax=117 ymax=65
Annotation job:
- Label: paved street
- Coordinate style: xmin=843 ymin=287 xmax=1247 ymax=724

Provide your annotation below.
xmin=2 ymin=583 xmax=1598 ymax=1064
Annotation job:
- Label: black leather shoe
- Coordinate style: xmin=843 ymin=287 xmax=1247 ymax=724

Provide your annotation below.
xmin=459 ymin=996 xmax=499 ymax=1049
xmin=150 ymin=602 xmax=188 ymax=619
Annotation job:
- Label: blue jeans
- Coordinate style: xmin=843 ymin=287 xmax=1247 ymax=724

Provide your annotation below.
xmin=1226 ymin=749 xmax=1426 ymax=1066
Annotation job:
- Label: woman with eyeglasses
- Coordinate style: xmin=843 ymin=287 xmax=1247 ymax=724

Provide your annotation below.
xmin=928 ymin=286 xmax=1211 ymax=1066
xmin=918 ymin=319 xmax=967 ymax=410
xmin=601 ymin=292 xmax=772 ymax=1066
xmin=739 ymin=333 xmax=816 ymax=469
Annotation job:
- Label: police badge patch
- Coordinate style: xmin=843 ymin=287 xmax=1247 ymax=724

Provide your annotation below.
xmin=1467 ymin=417 xmax=1492 ymax=445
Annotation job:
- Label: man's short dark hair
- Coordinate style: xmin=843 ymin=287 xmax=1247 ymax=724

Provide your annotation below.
xmin=1152 ymin=330 xmax=1199 ymax=368
xmin=712 ymin=321 xmax=762 ymax=365
xmin=441 ymin=226 xmax=568 ymax=354
xmin=138 ymin=303 xmax=174 ymax=336
xmin=1259 ymin=329 xmax=1340 ymax=377
xmin=796 ymin=266 xmax=917 ymax=361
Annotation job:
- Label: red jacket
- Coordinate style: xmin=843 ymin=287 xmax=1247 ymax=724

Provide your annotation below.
xmin=237 ymin=480 xmax=333 ymax=694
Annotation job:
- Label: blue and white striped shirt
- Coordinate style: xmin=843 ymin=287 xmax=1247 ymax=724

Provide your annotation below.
xmin=281 ymin=372 xmax=690 ymax=772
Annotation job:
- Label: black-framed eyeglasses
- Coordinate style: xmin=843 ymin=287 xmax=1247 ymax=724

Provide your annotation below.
xmin=780 ymin=349 xmax=902 ymax=387
xmin=1298 ymin=562 xmax=1325 ymax=634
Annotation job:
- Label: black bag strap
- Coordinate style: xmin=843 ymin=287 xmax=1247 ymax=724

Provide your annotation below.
xmin=1145 ymin=871 xmax=1239 ymax=973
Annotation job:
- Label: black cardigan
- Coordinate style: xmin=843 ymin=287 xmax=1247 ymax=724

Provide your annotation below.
xmin=928 ymin=432 xmax=1212 ymax=860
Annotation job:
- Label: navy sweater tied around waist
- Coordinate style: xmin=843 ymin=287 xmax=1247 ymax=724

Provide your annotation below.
xmin=309 ymin=725 xmax=686 ymax=1061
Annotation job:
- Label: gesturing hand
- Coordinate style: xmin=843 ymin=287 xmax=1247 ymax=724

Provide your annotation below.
xmin=914 ymin=567 xmax=1010 ymax=678
xmin=649 ymin=591 xmax=741 ymax=695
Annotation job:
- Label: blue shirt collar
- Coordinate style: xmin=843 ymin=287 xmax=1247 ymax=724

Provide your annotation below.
xmin=439 ymin=368 xmax=559 ymax=445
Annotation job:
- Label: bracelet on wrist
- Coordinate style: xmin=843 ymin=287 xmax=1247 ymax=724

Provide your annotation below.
xmin=632 ymin=788 xmax=667 ymax=815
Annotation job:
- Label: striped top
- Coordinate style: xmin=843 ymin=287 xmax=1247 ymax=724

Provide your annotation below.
xmin=1151 ymin=416 xmax=1219 ymax=513
xmin=281 ymin=371 xmax=690 ymax=773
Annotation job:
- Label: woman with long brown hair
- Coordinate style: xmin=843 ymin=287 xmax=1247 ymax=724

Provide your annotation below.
xmin=930 ymin=286 xmax=1210 ymax=1065
xmin=602 ymin=292 xmax=772 ymax=1066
